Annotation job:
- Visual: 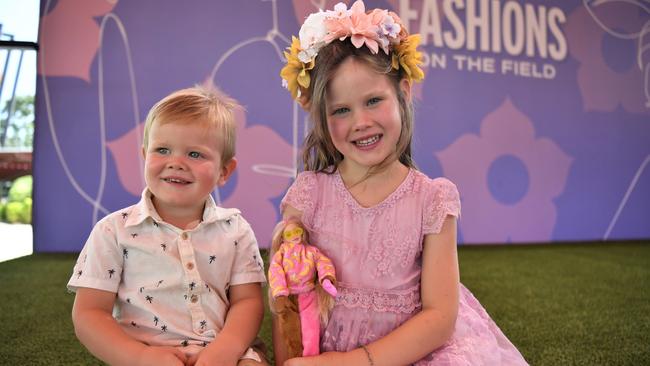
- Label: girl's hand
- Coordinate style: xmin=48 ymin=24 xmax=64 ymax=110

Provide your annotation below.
xmin=321 ymin=279 xmax=337 ymax=297
xmin=283 ymin=352 xmax=344 ymax=366
xmin=135 ymin=346 xmax=187 ymax=366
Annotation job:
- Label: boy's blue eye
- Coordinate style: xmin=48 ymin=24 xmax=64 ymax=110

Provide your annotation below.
xmin=188 ymin=151 xmax=201 ymax=159
xmin=156 ymin=147 xmax=170 ymax=155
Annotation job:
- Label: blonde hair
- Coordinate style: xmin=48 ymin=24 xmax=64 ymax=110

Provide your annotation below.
xmin=142 ymin=86 xmax=241 ymax=164
xmin=301 ymin=41 xmax=416 ymax=174
xmin=269 ymin=218 xmax=335 ymax=324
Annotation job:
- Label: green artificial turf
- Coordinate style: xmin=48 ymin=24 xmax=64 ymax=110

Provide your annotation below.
xmin=0 ymin=242 xmax=648 ymax=365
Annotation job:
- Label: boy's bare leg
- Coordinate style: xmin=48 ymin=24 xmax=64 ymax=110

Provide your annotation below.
xmin=237 ymin=339 xmax=270 ymax=366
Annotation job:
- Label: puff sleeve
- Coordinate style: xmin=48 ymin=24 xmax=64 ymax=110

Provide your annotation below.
xmin=423 ymin=177 xmax=461 ymax=235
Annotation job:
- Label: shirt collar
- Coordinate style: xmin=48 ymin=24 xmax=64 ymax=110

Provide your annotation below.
xmin=125 ymin=188 xmax=238 ymax=227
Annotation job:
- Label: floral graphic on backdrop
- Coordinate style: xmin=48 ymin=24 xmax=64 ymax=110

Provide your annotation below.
xmin=567 ymin=1 xmax=650 ymax=113
xmin=38 ymin=0 xmax=117 ymax=81
xmin=436 ymin=99 xmax=573 ymax=243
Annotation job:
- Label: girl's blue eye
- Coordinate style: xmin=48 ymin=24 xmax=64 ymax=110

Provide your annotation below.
xmin=368 ymin=97 xmax=381 ymax=106
xmin=332 ymin=107 xmax=350 ymax=116
xmin=188 ymin=151 xmax=201 ymax=159
xmin=156 ymin=147 xmax=170 ymax=155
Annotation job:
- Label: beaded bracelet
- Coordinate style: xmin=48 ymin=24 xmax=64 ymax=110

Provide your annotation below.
xmin=361 ymin=345 xmax=375 ymax=366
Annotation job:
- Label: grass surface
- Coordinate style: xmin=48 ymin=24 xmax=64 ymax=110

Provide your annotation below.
xmin=0 ymin=243 xmax=648 ymax=365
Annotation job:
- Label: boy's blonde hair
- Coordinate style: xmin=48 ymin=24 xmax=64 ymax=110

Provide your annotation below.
xmin=301 ymin=41 xmax=416 ymax=174
xmin=143 ymin=86 xmax=241 ymax=164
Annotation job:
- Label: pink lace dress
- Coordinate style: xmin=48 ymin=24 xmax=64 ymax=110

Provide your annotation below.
xmin=281 ymin=169 xmax=528 ymax=365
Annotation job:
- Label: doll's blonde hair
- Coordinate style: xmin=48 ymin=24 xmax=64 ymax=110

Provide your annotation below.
xmin=269 ymin=218 xmax=335 ymax=324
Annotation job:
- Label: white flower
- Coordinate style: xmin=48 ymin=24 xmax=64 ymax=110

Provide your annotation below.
xmin=327 ymin=2 xmax=350 ymax=18
xmin=298 ymin=50 xmax=312 ymax=63
xmin=381 ymin=15 xmax=400 ymax=38
xmin=299 ymin=11 xmax=328 ymax=51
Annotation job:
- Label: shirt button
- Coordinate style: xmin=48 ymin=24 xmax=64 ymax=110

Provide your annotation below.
xmin=181 ymin=232 xmax=188 ymax=240
xmin=191 ymin=294 xmax=199 ymax=303
xmin=186 ymin=262 xmax=194 ymax=270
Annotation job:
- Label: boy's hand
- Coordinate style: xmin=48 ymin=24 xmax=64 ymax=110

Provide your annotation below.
xmin=136 ymin=346 xmax=187 ymax=366
xmin=186 ymin=344 xmax=239 ymax=366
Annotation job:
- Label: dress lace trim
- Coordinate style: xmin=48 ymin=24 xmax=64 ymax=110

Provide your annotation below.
xmin=336 ymin=282 xmax=421 ymax=314
xmin=333 ymin=169 xmax=415 ymax=216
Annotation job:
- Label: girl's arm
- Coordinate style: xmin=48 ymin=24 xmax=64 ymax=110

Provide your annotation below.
xmin=192 ymin=282 xmax=265 ymax=365
xmin=284 ymin=215 xmax=460 ymax=366
xmin=72 ymin=287 xmax=187 ymax=366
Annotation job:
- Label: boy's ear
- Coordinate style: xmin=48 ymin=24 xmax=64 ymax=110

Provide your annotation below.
xmin=217 ymin=158 xmax=237 ymax=187
xmin=399 ymin=78 xmax=412 ymax=102
xmin=141 ymin=145 xmax=146 ymax=159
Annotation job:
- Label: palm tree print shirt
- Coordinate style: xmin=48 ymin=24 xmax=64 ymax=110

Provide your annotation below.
xmin=67 ymin=189 xmax=267 ymax=350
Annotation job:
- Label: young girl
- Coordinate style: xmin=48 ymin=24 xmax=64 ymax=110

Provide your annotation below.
xmin=274 ymin=1 xmax=528 ymax=365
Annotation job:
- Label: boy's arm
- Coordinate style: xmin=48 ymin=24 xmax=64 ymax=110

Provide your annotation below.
xmin=194 ymin=282 xmax=264 ymax=364
xmin=72 ymin=287 xmax=187 ymax=366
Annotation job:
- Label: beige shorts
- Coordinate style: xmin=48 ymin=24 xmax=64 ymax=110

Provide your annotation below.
xmin=183 ymin=338 xmax=269 ymax=365
xmin=238 ymin=339 xmax=269 ymax=366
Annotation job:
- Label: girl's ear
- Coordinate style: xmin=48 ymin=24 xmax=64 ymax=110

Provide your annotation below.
xmin=217 ymin=158 xmax=238 ymax=187
xmin=298 ymin=93 xmax=311 ymax=111
xmin=399 ymin=78 xmax=412 ymax=102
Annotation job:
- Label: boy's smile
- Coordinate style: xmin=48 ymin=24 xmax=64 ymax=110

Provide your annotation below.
xmin=143 ymin=121 xmax=234 ymax=224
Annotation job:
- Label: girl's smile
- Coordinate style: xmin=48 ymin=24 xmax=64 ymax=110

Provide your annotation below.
xmin=352 ymin=134 xmax=382 ymax=149
xmin=325 ymin=57 xmax=409 ymax=173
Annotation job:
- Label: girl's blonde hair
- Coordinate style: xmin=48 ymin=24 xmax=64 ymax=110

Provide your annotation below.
xmin=269 ymin=218 xmax=335 ymax=324
xmin=301 ymin=41 xmax=417 ymax=174
xmin=143 ymin=85 xmax=241 ymax=165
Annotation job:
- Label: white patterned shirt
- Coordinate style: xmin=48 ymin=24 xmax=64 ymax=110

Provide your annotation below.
xmin=68 ymin=189 xmax=266 ymax=353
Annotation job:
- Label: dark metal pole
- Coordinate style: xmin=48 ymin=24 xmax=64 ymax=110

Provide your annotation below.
xmin=1 ymin=49 xmax=25 ymax=147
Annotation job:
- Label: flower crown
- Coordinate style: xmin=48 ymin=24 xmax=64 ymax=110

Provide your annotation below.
xmin=280 ymin=0 xmax=425 ymax=101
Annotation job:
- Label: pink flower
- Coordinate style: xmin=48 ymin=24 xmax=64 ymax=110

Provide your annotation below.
xmin=324 ymin=0 xmax=381 ymax=54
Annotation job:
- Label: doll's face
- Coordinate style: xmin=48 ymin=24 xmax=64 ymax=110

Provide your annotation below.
xmin=282 ymin=223 xmax=304 ymax=244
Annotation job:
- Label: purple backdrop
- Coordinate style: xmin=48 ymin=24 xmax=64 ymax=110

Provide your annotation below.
xmin=34 ymin=0 xmax=650 ymax=251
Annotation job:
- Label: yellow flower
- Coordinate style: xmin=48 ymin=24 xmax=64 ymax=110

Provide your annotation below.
xmin=391 ymin=34 xmax=424 ymax=82
xmin=280 ymin=37 xmax=315 ymax=100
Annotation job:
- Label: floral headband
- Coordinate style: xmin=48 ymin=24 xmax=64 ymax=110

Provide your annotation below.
xmin=280 ymin=0 xmax=425 ymax=101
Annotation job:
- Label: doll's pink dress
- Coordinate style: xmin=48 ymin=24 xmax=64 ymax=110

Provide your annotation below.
xmin=281 ymin=169 xmax=528 ymax=365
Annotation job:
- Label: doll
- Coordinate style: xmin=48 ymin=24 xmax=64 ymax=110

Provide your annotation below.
xmin=268 ymin=218 xmax=337 ymax=358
